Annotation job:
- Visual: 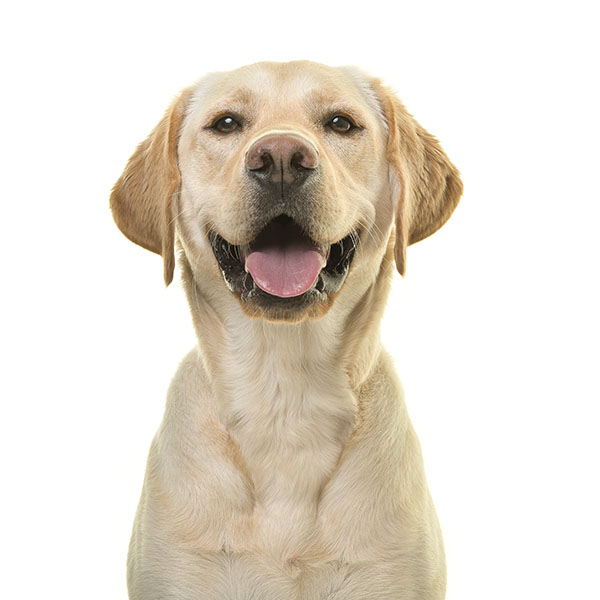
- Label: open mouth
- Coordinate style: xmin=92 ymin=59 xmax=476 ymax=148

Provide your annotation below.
xmin=208 ymin=215 xmax=359 ymax=308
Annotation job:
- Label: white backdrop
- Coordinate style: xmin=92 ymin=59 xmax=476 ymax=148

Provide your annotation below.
xmin=2 ymin=1 xmax=598 ymax=598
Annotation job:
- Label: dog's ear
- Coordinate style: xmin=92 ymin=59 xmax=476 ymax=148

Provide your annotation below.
xmin=110 ymin=88 xmax=193 ymax=286
xmin=372 ymin=81 xmax=463 ymax=276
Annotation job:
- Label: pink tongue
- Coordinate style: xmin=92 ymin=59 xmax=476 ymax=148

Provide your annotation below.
xmin=245 ymin=247 xmax=326 ymax=298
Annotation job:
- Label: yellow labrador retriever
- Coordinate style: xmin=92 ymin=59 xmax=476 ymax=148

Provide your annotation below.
xmin=111 ymin=61 xmax=462 ymax=600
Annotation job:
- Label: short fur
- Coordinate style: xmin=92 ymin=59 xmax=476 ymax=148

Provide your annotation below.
xmin=111 ymin=60 xmax=462 ymax=599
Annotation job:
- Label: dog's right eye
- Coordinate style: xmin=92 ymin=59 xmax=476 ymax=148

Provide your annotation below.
xmin=211 ymin=115 xmax=241 ymax=133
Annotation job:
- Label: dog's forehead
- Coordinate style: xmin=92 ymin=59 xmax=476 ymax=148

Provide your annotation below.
xmin=189 ymin=61 xmax=380 ymax=117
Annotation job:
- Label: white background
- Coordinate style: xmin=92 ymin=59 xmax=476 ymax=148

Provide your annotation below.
xmin=2 ymin=1 xmax=598 ymax=598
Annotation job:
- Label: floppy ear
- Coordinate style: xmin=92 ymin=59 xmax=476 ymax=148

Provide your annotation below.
xmin=110 ymin=88 xmax=193 ymax=285
xmin=372 ymin=81 xmax=463 ymax=276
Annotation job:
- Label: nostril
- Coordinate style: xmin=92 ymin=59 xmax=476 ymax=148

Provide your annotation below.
xmin=291 ymin=149 xmax=318 ymax=171
xmin=247 ymin=149 xmax=274 ymax=173
xmin=291 ymin=151 xmax=307 ymax=171
xmin=257 ymin=151 xmax=274 ymax=173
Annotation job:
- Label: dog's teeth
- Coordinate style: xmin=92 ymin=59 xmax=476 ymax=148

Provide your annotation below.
xmin=239 ymin=244 xmax=251 ymax=271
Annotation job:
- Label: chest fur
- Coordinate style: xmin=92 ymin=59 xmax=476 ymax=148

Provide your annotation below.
xmin=214 ymin=328 xmax=357 ymax=556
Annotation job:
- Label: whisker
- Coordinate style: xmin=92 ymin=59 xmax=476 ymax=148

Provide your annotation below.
xmin=356 ymin=216 xmax=385 ymax=248
xmin=168 ymin=205 xmax=196 ymax=227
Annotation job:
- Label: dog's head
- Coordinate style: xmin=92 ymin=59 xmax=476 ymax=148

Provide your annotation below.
xmin=111 ymin=61 xmax=462 ymax=322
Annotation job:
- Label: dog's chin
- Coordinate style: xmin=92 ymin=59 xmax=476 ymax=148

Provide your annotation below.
xmin=208 ymin=215 xmax=359 ymax=322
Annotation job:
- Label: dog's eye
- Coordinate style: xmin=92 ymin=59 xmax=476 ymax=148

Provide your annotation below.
xmin=328 ymin=115 xmax=357 ymax=134
xmin=211 ymin=115 xmax=240 ymax=133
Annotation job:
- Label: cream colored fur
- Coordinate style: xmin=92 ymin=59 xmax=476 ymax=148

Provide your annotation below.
xmin=111 ymin=61 xmax=462 ymax=599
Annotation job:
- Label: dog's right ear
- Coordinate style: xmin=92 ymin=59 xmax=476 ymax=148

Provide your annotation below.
xmin=110 ymin=88 xmax=193 ymax=286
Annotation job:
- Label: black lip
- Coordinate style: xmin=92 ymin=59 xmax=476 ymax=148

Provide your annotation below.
xmin=208 ymin=215 xmax=359 ymax=307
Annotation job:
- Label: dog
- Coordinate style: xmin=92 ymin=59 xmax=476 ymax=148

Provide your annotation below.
xmin=111 ymin=60 xmax=462 ymax=599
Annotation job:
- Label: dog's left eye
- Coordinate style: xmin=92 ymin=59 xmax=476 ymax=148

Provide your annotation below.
xmin=211 ymin=115 xmax=240 ymax=133
xmin=328 ymin=115 xmax=357 ymax=133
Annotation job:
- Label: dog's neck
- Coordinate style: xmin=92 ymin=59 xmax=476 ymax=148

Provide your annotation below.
xmin=213 ymin=317 xmax=358 ymax=505
xmin=179 ymin=244 xmax=394 ymax=518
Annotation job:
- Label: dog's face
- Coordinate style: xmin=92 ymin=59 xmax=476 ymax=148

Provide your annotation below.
xmin=111 ymin=61 xmax=462 ymax=322
xmin=177 ymin=62 xmax=391 ymax=320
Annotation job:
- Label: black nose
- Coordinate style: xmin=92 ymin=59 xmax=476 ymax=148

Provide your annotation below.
xmin=245 ymin=133 xmax=319 ymax=191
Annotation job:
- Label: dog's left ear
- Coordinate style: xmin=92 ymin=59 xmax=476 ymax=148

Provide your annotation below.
xmin=110 ymin=88 xmax=193 ymax=286
xmin=371 ymin=80 xmax=463 ymax=276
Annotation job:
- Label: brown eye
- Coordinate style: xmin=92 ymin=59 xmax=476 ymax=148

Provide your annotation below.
xmin=212 ymin=115 xmax=240 ymax=133
xmin=328 ymin=115 xmax=356 ymax=133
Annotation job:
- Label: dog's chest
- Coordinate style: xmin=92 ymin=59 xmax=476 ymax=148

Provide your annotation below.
xmin=220 ymin=347 xmax=356 ymax=557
